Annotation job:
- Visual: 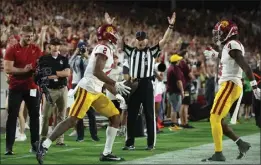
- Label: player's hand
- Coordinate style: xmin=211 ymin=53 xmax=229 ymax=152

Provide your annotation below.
xmin=116 ymin=94 xmax=125 ymax=104
xmin=204 ymin=47 xmax=219 ymax=59
xmin=253 ymin=88 xmax=261 ymax=100
xmin=168 ymin=12 xmax=176 ymax=25
xmin=105 ymin=12 xmax=115 ymax=24
xmin=115 ymin=80 xmax=131 ymax=95
xmin=120 ymin=102 xmax=127 ymax=110
xmin=23 ymin=64 xmax=33 ymax=72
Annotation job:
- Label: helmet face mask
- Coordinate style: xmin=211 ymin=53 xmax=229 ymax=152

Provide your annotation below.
xmin=106 ymin=31 xmax=118 ymax=46
xmin=212 ymin=29 xmax=223 ymax=46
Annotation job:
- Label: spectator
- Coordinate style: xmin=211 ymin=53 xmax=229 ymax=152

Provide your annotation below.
xmin=178 ymin=56 xmax=195 ymax=128
xmin=166 ymin=54 xmax=184 ymax=130
xmin=4 ymin=25 xmax=42 ymax=155
xmin=154 ymin=59 xmax=165 ymax=132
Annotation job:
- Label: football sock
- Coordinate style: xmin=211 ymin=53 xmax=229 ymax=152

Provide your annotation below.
xmin=235 ymin=137 xmax=241 ymax=143
xmin=42 ymin=138 xmax=52 ymax=149
xmin=103 ymin=126 xmax=118 ymax=156
xmin=210 ymin=114 xmax=223 ymax=152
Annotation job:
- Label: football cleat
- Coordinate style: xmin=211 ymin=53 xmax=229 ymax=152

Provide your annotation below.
xmin=35 ymin=141 xmax=48 ymax=165
xmin=122 ymin=145 xmax=135 ymax=150
xmin=5 ymin=150 xmax=14 ymax=155
xmin=202 ymin=152 xmax=226 ymax=162
xmin=237 ymin=140 xmax=251 ymax=159
xmin=145 ymin=146 xmax=155 ymax=151
xmin=99 ymin=153 xmax=125 ymax=161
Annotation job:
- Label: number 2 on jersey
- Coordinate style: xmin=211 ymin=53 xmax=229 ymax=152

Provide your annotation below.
xmin=103 ymin=47 xmax=107 ymax=54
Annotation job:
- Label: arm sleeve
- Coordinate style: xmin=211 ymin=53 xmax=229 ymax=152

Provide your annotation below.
xmin=4 ymin=47 xmax=15 ymax=61
xmin=123 ymin=59 xmax=129 ymax=74
xmin=94 ymin=45 xmax=111 ymax=58
xmin=123 ymin=43 xmax=134 ymax=57
xmin=150 ymin=43 xmax=161 ymax=58
xmin=63 ymin=57 xmax=70 ymax=69
xmin=226 ymin=40 xmax=244 ymax=52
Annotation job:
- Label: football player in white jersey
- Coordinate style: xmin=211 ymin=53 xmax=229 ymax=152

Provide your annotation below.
xmin=35 ymin=23 xmax=131 ymax=164
xmin=203 ymin=20 xmax=261 ymax=162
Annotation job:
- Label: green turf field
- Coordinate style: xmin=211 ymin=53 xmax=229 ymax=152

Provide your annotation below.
xmin=0 ymin=119 xmax=259 ymax=164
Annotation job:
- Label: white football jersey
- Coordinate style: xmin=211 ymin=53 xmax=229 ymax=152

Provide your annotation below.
xmin=78 ymin=44 xmax=114 ymax=93
xmin=219 ymin=40 xmax=245 ymax=87
xmin=106 ymin=66 xmax=123 ymax=100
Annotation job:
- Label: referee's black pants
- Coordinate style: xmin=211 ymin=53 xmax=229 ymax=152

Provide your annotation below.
xmin=76 ymin=107 xmax=97 ymax=140
xmin=6 ymin=89 xmax=40 ymax=152
xmin=253 ymin=95 xmax=261 ymax=128
xmin=125 ymin=78 xmax=156 ymax=147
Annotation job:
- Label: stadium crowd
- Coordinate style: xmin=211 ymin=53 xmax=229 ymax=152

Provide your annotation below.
xmin=0 ymin=0 xmax=260 ymax=155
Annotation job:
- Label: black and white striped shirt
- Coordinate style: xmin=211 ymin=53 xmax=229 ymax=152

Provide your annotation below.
xmin=123 ymin=43 xmax=161 ymax=78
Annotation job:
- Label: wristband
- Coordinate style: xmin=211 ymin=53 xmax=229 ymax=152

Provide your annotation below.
xmin=250 ymin=80 xmax=257 ymax=87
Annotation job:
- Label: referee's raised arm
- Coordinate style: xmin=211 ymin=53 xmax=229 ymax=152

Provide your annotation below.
xmin=158 ymin=12 xmax=176 ymax=50
xmin=148 ymin=12 xmax=176 ymax=59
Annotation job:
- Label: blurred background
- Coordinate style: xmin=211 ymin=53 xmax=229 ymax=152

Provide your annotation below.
xmin=0 ymin=0 xmax=260 ymax=127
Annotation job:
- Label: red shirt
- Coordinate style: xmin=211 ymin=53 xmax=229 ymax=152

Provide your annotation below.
xmin=166 ymin=64 xmax=185 ymax=94
xmin=178 ymin=60 xmax=191 ymax=86
xmin=4 ymin=43 xmax=43 ymax=90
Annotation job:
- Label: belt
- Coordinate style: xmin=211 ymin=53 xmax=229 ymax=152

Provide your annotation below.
xmin=48 ymin=85 xmax=65 ymax=90
xmin=131 ymin=77 xmax=154 ymax=83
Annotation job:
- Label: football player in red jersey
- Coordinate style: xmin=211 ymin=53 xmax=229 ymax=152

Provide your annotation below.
xmin=35 ymin=16 xmax=130 ymax=164
xmin=203 ymin=20 xmax=260 ymax=161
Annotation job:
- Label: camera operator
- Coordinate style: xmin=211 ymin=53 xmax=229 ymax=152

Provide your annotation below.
xmin=4 ymin=25 xmax=42 ymax=155
xmin=40 ymin=38 xmax=70 ymax=146
xmin=69 ymin=41 xmax=99 ymax=142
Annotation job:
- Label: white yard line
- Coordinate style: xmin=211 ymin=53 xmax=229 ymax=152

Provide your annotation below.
xmin=120 ymin=133 xmax=260 ymax=164
xmin=94 ymin=141 xmax=122 ymax=147
xmin=1 ymin=148 xmax=80 ymax=162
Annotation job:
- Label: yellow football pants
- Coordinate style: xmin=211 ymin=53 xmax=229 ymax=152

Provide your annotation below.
xmin=210 ymin=81 xmax=242 ymax=152
xmin=69 ymin=87 xmax=120 ymax=119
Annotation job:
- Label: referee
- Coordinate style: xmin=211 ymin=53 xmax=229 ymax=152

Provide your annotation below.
xmin=121 ymin=12 xmax=176 ymax=150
